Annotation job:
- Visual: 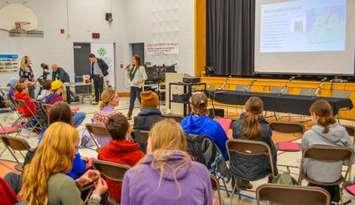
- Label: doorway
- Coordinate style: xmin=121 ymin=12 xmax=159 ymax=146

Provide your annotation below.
xmin=130 ymin=43 xmax=145 ymax=64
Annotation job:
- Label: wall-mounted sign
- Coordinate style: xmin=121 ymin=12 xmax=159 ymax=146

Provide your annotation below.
xmin=146 ymin=43 xmax=179 ymax=55
xmin=0 ymin=54 xmax=18 ymax=72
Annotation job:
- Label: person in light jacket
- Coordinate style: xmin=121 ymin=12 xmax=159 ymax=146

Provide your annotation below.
xmin=126 ymin=55 xmax=147 ymax=119
xmin=301 ymin=99 xmax=353 ymax=203
xmin=121 ymin=119 xmax=213 ymax=205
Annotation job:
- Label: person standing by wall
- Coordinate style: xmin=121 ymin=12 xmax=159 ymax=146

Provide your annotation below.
xmin=126 ymin=55 xmax=147 ymax=120
xmin=18 ymin=56 xmax=35 ymax=98
xmin=88 ymin=53 xmax=109 ymax=105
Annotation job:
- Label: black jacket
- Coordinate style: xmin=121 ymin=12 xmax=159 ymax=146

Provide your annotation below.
xmin=52 ymin=67 xmax=70 ymax=82
xmin=91 ymin=58 xmax=109 ymax=77
xmin=133 ymin=108 xmax=163 ymax=131
xmin=231 ymin=114 xmax=277 ymax=180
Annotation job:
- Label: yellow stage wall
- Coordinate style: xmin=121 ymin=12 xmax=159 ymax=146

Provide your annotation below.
xmin=201 ymin=77 xmax=355 ymax=120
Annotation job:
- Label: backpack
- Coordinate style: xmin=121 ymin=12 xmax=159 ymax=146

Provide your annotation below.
xmin=186 ymin=134 xmax=217 ymax=169
xmin=272 ymin=172 xmax=298 ymax=185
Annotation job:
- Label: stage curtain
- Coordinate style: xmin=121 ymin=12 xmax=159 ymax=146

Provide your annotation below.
xmin=206 ymin=0 xmax=255 ymax=76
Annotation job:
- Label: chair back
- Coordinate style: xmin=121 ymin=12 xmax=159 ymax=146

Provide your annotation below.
xmin=86 ymin=123 xmax=111 ymax=136
xmin=270 ymin=121 xmax=305 ymax=134
xmin=93 ymin=159 xmax=130 ymax=182
xmin=256 ymin=184 xmax=331 ymax=205
xmin=302 ymin=145 xmax=353 ymax=162
xmin=132 ymin=129 xmax=150 ymax=153
xmin=227 ymin=139 xmax=276 ymax=177
xmin=1 ymin=135 xmax=31 ymax=151
xmin=299 ymin=145 xmax=353 ymax=185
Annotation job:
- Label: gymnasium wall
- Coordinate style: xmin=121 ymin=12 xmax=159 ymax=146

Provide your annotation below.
xmin=0 ymin=0 xmax=195 ymax=90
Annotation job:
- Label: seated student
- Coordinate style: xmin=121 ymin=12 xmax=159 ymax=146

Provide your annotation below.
xmin=5 ymin=103 xmax=88 ymax=195
xmin=98 ymin=113 xmax=144 ymax=203
xmin=37 ymin=80 xmax=52 ymax=101
xmin=7 ymin=76 xmax=17 ymax=100
xmin=45 ymin=80 xmax=85 ymax=127
xmin=232 ymin=97 xmax=277 ymax=189
xmin=121 ymin=119 xmax=212 ymax=205
xmin=133 ymin=90 xmax=163 ymax=130
xmin=13 ymin=82 xmax=37 ymax=117
xmin=302 ymin=99 xmax=353 ymax=203
xmin=0 ymin=177 xmax=18 ymax=205
xmin=181 ymin=92 xmax=229 ymax=160
xmin=92 ymin=88 xmax=120 ymax=146
xmin=19 ymin=122 xmax=107 ymax=205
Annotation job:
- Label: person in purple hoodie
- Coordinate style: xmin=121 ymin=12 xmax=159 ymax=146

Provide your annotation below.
xmin=181 ymin=92 xmax=229 ymax=160
xmin=121 ymin=119 xmax=213 ymax=205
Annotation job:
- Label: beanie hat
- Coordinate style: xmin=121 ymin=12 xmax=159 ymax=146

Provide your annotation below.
xmin=51 ymin=80 xmax=64 ymax=91
xmin=141 ymin=91 xmax=159 ymax=108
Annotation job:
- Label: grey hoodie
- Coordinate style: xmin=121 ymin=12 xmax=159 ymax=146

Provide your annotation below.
xmin=301 ymin=123 xmax=353 ymax=183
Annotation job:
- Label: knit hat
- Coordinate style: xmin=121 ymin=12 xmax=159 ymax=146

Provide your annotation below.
xmin=8 ymin=77 xmax=18 ymax=87
xmin=141 ymin=91 xmax=159 ymax=108
xmin=51 ymin=80 xmax=64 ymax=91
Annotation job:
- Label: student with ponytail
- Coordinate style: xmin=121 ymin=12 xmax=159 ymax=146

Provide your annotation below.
xmin=121 ymin=119 xmax=213 ymax=205
xmin=301 ymin=99 xmax=352 ymax=203
xmin=232 ymin=97 xmax=277 ymax=189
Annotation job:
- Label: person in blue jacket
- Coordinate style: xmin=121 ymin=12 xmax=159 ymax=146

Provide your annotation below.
xmin=181 ymin=92 xmax=229 ymax=160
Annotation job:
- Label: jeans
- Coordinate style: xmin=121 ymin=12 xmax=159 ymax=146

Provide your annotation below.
xmin=93 ymin=75 xmax=104 ymax=102
xmin=73 ymin=112 xmax=86 ymax=127
xmin=129 ymin=86 xmax=142 ymax=114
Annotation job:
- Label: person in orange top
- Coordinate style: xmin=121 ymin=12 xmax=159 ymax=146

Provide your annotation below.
xmin=13 ymin=82 xmax=37 ymax=117
xmin=98 ymin=113 xmax=144 ymax=204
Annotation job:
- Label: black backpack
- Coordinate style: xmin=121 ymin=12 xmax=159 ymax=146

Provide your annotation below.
xmin=186 ymin=134 xmax=218 ymax=169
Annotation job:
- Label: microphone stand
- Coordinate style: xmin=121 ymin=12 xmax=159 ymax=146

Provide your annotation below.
xmin=280 ymin=76 xmax=295 ymax=95
xmin=314 ymin=77 xmax=328 ymax=96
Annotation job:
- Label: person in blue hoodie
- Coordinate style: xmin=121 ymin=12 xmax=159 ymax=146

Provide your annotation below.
xmin=181 ymin=92 xmax=229 ymax=160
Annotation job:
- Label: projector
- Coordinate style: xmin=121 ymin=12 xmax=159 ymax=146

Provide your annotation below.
xmin=183 ymin=76 xmax=200 ymax=84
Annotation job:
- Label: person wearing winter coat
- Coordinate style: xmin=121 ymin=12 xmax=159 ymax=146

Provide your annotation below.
xmin=181 ymin=92 xmax=229 ymax=160
xmin=133 ymin=91 xmax=162 ymax=131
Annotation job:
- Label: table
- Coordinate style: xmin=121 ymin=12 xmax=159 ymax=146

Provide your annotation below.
xmin=64 ymin=82 xmax=92 ymax=104
xmin=207 ymin=90 xmax=353 ymax=116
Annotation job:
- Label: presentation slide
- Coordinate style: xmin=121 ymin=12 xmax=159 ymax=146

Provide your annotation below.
xmin=260 ymin=0 xmax=346 ymax=53
xmin=255 ymin=0 xmax=355 ymax=75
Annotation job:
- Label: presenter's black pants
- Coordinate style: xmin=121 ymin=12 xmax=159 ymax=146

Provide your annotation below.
xmin=93 ymin=75 xmax=104 ymax=103
xmin=128 ymin=86 xmax=142 ymax=117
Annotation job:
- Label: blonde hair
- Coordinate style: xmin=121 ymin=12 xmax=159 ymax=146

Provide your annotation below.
xmin=19 ymin=56 xmax=32 ymax=72
xmin=145 ymin=119 xmax=191 ymax=196
xmin=20 ymin=122 xmax=79 ymax=205
xmin=99 ymin=88 xmax=115 ymax=110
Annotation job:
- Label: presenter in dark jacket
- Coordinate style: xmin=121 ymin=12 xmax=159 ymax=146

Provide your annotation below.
xmin=232 ymin=97 xmax=277 ymax=189
xmin=89 ymin=53 xmax=109 ymax=104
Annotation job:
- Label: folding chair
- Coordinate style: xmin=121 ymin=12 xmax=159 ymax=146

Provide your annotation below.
xmin=270 ymin=121 xmax=305 ymax=136
xmin=132 ymin=129 xmax=150 ymax=153
xmin=226 ymin=139 xmax=276 ymax=202
xmin=93 ymin=159 xmax=131 ymax=205
xmin=298 ymin=145 xmax=353 ymax=203
xmin=14 ymin=99 xmax=43 ymax=133
xmin=211 ymin=175 xmax=223 ymax=205
xmin=0 ymin=122 xmax=22 ymax=158
xmin=1 ymin=135 xmax=32 ymax=171
xmin=85 ymin=123 xmax=111 ymax=151
xmin=256 ymin=183 xmax=331 ymax=205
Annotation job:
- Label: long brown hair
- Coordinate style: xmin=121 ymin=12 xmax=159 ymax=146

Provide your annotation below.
xmin=310 ymin=99 xmax=336 ymax=133
xmin=133 ymin=55 xmax=142 ymax=67
xmin=20 ymin=122 xmax=78 ymax=205
xmin=243 ymin=97 xmax=263 ymax=139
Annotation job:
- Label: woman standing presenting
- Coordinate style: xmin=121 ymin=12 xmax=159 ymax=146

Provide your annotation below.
xmin=127 ymin=55 xmax=147 ymax=120
xmin=19 ymin=56 xmax=35 ymax=98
